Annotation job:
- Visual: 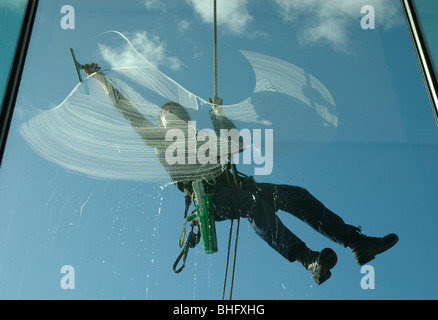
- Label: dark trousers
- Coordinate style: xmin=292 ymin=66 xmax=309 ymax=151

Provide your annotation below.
xmin=212 ymin=177 xmax=357 ymax=262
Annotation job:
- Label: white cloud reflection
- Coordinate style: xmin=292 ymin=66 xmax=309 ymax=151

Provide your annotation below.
xmin=98 ymin=31 xmax=183 ymax=71
xmin=186 ymin=0 xmax=254 ymax=36
xmin=273 ymin=0 xmax=403 ymax=52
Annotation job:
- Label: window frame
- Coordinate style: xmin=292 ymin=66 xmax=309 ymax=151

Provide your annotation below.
xmin=0 ymin=0 xmax=39 ymax=166
xmin=401 ymin=0 xmax=438 ymax=123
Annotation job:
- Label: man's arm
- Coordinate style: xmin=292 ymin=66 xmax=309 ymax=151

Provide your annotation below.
xmin=208 ymin=97 xmax=245 ymax=154
xmin=83 ymin=63 xmax=165 ymax=144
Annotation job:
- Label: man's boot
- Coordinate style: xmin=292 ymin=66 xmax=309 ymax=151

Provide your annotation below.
xmin=292 ymin=244 xmax=338 ymax=285
xmin=348 ymin=227 xmax=399 ymax=266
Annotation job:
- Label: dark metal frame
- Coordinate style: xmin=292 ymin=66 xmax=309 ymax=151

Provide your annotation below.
xmin=0 ymin=0 xmax=39 ymax=166
xmin=401 ymin=0 xmax=438 ymax=123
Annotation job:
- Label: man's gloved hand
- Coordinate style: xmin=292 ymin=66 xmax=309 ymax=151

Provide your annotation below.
xmin=208 ymin=96 xmax=223 ymax=114
xmin=82 ymin=63 xmax=102 ymax=76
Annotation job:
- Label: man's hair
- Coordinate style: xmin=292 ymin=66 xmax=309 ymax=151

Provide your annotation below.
xmin=158 ymin=102 xmax=191 ymax=127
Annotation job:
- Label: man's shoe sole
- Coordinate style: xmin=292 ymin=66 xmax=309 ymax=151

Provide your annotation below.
xmin=354 ymin=233 xmax=399 ymax=266
xmin=309 ymin=248 xmax=337 ymax=285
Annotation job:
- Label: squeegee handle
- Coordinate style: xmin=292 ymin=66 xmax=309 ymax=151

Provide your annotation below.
xmin=70 ymin=48 xmax=83 ymax=83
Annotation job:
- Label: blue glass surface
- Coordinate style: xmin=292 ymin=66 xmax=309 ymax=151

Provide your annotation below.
xmin=0 ymin=0 xmax=28 ymax=105
xmin=413 ymin=0 xmax=438 ymax=75
xmin=0 ymin=0 xmax=437 ymax=300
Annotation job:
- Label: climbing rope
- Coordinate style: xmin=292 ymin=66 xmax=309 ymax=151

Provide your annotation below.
xmin=173 ymin=0 xmax=241 ymax=300
xmin=213 ymin=0 xmax=218 ymax=99
xmin=211 ymin=0 xmax=241 ymax=301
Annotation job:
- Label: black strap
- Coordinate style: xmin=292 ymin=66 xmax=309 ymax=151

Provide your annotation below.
xmin=184 ymin=194 xmax=192 ymax=219
xmin=172 ymin=229 xmax=200 ymax=274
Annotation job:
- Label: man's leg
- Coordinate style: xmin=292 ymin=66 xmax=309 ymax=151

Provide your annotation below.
xmin=212 ymin=182 xmax=337 ymax=284
xmin=213 ymin=183 xmax=304 ymax=261
xmin=255 ymin=183 xmax=357 ymax=247
xmin=254 ymin=182 xmax=398 ymax=265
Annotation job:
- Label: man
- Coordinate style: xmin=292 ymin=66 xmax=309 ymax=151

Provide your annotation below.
xmin=83 ymin=63 xmax=398 ymax=285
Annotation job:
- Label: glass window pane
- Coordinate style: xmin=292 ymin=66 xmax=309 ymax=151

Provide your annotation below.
xmin=0 ymin=0 xmax=27 ymax=104
xmin=0 ymin=0 xmax=30 ymax=163
xmin=404 ymin=0 xmax=438 ymax=119
xmin=1 ymin=0 xmax=438 ymax=300
xmin=413 ymin=0 xmax=438 ymax=73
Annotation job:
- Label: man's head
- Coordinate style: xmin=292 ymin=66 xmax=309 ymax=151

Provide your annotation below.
xmin=158 ymin=102 xmax=191 ymax=127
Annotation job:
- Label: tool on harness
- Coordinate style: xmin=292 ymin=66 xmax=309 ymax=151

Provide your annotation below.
xmin=188 ymin=179 xmax=218 ymax=254
xmin=173 ymin=179 xmax=218 ymax=273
